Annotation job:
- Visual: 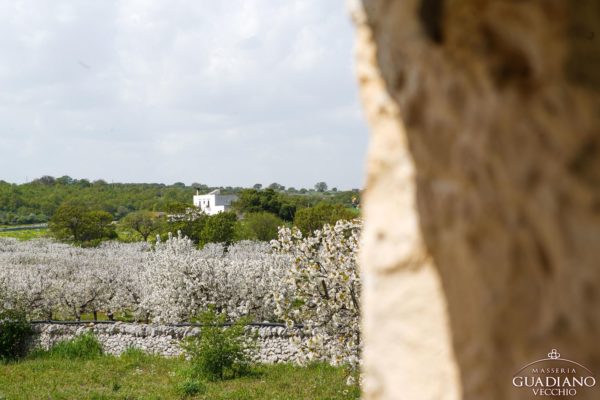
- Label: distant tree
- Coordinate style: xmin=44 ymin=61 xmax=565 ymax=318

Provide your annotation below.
xmin=33 ymin=176 xmax=56 ymax=186
xmin=56 ymin=176 xmax=75 ymax=185
xmin=80 ymin=210 xmax=116 ymax=243
xmin=235 ymin=212 xmax=284 ymax=241
xmin=192 ymin=183 xmax=208 ymax=190
xmin=286 ymin=187 xmax=296 ymax=192
xmin=314 ymin=182 xmax=328 ymax=192
xmin=120 ymin=211 xmax=161 ymax=241
xmin=268 ymin=182 xmax=285 ymax=191
xmin=173 ymin=182 xmax=186 ymax=188
xmin=49 ymin=203 xmax=116 ymax=244
xmin=278 ymin=203 xmax=296 ymax=221
xmin=233 ymin=189 xmax=280 ymax=215
xmin=77 ymin=179 xmax=91 ymax=188
xmin=163 ymin=202 xmax=189 ymax=214
xmin=200 ymin=212 xmax=237 ymax=246
xmin=253 ymin=183 xmax=262 ymax=190
xmin=93 ymin=179 xmax=108 ymax=186
xmin=164 ymin=211 xmax=208 ymax=244
xmin=116 ymin=206 xmax=130 ymax=219
xmin=293 ymin=203 xmax=356 ymax=236
xmin=49 ymin=203 xmax=88 ymax=242
xmin=331 ymin=187 xmax=338 ymax=192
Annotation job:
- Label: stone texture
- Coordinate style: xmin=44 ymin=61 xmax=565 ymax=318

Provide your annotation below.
xmin=352 ymin=0 xmax=600 ymax=399
xmin=29 ymin=323 xmax=306 ymax=364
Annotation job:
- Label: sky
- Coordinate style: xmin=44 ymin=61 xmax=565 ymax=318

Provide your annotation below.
xmin=0 ymin=0 xmax=368 ymax=190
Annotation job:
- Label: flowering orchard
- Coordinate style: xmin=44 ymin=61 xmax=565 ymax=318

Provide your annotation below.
xmin=272 ymin=219 xmax=361 ymax=368
xmin=0 ymin=219 xmax=361 ymax=365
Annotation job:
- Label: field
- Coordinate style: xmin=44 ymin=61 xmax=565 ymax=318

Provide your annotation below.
xmin=0 ymin=227 xmax=48 ymax=241
xmin=0 ymin=221 xmax=361 ymax=399
xmin=0 ymin=354 xmax=358 ymax=400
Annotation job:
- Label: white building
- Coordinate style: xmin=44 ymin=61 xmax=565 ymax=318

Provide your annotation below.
xmin=193 ymin=189 xmax=237 ymax=215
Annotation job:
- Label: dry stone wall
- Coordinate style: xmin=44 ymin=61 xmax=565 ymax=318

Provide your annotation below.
xmin=353 ymin=0 xmax=600 ymax=399
xmin=30 ymin=322 xmax=305 ymax=364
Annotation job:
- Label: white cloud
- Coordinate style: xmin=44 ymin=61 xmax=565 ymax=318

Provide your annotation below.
xmin=0 ymin=0 xmax=367 ymax=189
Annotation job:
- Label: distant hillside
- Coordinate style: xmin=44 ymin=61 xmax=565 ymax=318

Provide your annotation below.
xmin=0 ymin=176 xmax=359 ymax=225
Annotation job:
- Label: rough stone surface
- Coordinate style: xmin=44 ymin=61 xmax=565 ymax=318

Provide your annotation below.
xmin=353 ymin=0 xmax=600 ymax=399
xmin=29 ymin=323 xmax=306 ymax=364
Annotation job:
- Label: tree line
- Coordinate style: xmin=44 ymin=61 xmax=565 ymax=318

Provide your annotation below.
xmin=0 ymin=176 xmax=359 ymax=226
xmin=18 ymin=178 xmax=360 ymax=247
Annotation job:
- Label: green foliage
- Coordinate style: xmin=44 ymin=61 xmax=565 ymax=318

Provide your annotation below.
xmin=0 ymin=178 xmax=198 ymax=226
xmin=165 ymin=214 xmax=208 ymax=244
xmin=0 ymin=228 xmax=48 ymax=241
xmin=119 ymin=346 xmax=148 ymax=362
xmin=0 ymin=356 xmax=357 ymax=399
xmin=32 ymin=332 xmax=103 ymax=360
xmin=49 ymin=203 xmax=116 ymax=245
xmin=0 ymin=176 xmax=360 ymax=233
xmin=119 ymin=347 xmax=152 ymax=370
xmin=0 ymin=309 xmax=32 ymax=361
xmin=293 ymin=203 xmax=356 ymax=236
xmin=119 ymin=210 xmax=163 ymax=241
xmin=232 ymin=189 xmax=297 ymax=222
xmin=234 ymin=212 xmax=284 ymax=241
xmin=176 ymin=379 xmax=207 ymax=397
xmin=183 ymin=310 xmax=255 ymax=381
xmin=199 ymin=212 xmax=237 ymax=247
xmin=314 ymin=181 xmax=328 ymax=192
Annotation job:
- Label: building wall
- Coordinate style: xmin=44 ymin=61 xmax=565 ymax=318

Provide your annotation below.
xmin=192 ymin=194 xmax=237 ymax=215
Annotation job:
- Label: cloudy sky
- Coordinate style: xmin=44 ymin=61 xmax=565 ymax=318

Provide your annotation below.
xmin=0 ymin=0 xmax=368 ymax=190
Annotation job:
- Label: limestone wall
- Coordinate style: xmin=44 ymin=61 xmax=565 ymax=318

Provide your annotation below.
xmin=353 ymin=0 xmax=600 ymax=399
xmin=30 ymin=322 xmax=304 ymax=364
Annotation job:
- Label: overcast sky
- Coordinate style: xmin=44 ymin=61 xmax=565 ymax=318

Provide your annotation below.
xmin=0 ymin=0 xmax=368 ymax=190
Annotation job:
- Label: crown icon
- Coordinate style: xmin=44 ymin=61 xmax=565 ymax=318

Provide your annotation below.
xmin=548 ymin=349 xmax=561 ymax=360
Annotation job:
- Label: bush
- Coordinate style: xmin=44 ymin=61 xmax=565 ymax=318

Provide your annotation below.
xmin=175 ymin=379 xmax=206 ymax=397
xmin=183 ymin=310 xmax=255 ymax=381
xmin=49 ymin=203 xmax=116 ymax=245
xmin=199 ymin=212 xmax=237 ymax=247
xmin=293 ymin=203 xmax=356 ymax=236
xmin=0 ymin=309 xmax=32 ymax=361
xmin=32 ymin=332 xmax=103 ymax=360
xmin=234 ymin=212 xmax=284 ymax=241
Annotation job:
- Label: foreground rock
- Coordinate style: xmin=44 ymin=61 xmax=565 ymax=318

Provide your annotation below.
xmin=353 ymin=0 xmax=600 ymax=399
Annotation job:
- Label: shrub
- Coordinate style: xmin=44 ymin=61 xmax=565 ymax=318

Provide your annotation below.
xmin=234 ymin=212 xmax=284 ymax=242
xmin=0 ymin=309 xmax=32 ymax=361
xmin=293 ymin=203 xmax=356 ymax=236
xmin=49 ymin=203 xmax=116 ymax=245
xmin=183 ymin=309 xmax=255 ymax=381
xmin=199 ymin=212 xmax=237 ymax=247
xmin=32 ymin=332 xmax=103 ymax=360
xmin=175 ymin=379 xmax=206 ymax=397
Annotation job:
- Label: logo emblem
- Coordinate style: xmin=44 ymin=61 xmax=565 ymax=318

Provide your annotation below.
xmin=512 ymin=349 xmax=597 ymax=397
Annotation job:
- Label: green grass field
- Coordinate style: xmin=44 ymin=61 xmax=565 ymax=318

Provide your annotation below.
xmin=0 ymin=228 xmax=48 ymax=240
xmin=0 ymin=354 xmax=359 ymax=400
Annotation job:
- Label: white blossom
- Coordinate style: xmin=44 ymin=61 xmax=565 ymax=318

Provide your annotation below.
xmin=272 ymin=219 xmax=362 ymax=369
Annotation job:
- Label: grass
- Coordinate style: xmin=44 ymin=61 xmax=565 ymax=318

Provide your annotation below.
xmin=29 ymin=332 xmax=103 ymax=360
xmin=0 ymin=228 xmax=48 ymax=241
xmin=0 ymin=350 xmax=359 ymax=400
